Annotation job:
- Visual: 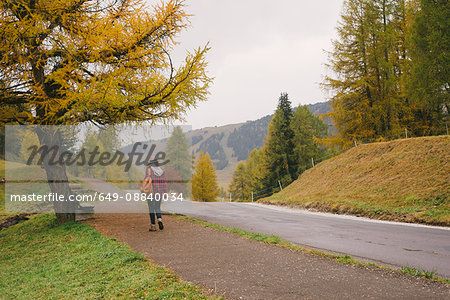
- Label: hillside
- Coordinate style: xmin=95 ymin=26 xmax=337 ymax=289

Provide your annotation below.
xmin=189 ymin=101 xmax=332 ymax=187
xmin=260 ymin=136 xmax=450 ymax=226
xmin=122 ymin=101 xmax=332 ymax=188
xmin=187 ymin=123 xmax=243 ymax=187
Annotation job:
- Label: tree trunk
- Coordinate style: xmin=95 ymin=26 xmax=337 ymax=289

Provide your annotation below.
xmin=55 ymin=212 xmax=76 ymax=224
xmin=35 ymin=127 xmax=76 ymax=224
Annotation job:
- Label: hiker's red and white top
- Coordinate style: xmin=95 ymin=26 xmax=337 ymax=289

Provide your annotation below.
xmin=148 ymin=166 xmax=168 ymax=194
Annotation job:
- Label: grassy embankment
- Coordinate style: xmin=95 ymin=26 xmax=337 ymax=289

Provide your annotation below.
xmin=0 ymin=161 xmax=212 ymax=298
xmin=260 ymin=136 xmax=449 ymax=226
xmin=0 ymin=214 xmax=211 ymax=298
xmin=0 ymin=159 xmax=99 ymax=219
xmin=1 ymin=159 xmax=51 ymax=219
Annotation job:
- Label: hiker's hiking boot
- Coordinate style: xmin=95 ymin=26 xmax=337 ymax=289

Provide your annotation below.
xmin=149 ymin=225 xmax=157 ymax=231
xmin=158 ymin=220 xmax=164 ymax=230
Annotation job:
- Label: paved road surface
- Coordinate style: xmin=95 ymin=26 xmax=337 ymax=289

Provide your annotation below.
xmin=84 ymin=179 xmax=450 ymax=278
xmin=162 ymin=200 xmax=450 ymax=278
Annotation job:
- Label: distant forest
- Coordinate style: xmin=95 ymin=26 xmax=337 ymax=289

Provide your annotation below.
xmin=226 ymin=102 xmax=332 ymax=162
xmin=193 ymin=102 xmax=332 ymax=168
xmin=227 ymin=115 xmax=272 ymax=161
xmin=196 ymin=133 xmax=228 ymax=170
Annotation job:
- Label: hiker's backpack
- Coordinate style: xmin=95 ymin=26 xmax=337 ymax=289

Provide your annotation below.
xmin=140 ymin=173 xmax=153 ymax=194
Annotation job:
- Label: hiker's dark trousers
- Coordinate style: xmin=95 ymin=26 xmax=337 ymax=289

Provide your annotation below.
xmin=146 ymin=199 xmax=162 ymax=225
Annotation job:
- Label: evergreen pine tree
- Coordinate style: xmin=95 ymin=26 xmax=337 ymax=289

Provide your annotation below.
xmin=166 ymin=126 xmax=192 ymax=180
xmin=264 ymin=93 xmax=298 ymax=186
xmin=165 ymin=126 xmax=192 ymax=194
xmin=192 ymin=152 xmax=219 ymax=202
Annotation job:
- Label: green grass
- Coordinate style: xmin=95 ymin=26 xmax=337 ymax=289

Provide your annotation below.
xmin=2 ymin=160 xmax=53 ymax=214
xmin=401 ymin=266 xmax=437 ymax=280
xmin=0 ymin=214 xmax=213 ymax=299
xmin=0 ymin=159 xmax=96 ymax=216
xmin=176 ymin=215 xmax=450 ymax=284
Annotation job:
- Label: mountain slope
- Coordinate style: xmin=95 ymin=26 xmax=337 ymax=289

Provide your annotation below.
xmin=187 ymin=123 xmax=243 ymax=187
xmin=261 ymin=136 xmax=450 ymax=226
xmin=226 ymin=115 xmax=272 ymax=161
xmin=122 ymin=101 xmax=332 ymax=188
xmin=192 ymin=102 xmax=331 ymax=183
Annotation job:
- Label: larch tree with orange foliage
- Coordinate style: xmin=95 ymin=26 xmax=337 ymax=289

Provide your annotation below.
xmin=0 ymin=0 xmax=211 ymax=223
xmin=191 ymin=152 xmax=219 ymax=202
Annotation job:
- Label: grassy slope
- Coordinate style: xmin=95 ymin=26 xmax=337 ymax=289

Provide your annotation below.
xmin=261 ymin=136 xmax=450 ymax=225
xmin=0 ymin=159 xmax=97 ymax=218
xmin=0 ymin=214 xmax=210 ymax=299
xmin=0 ymin=159 xmax=51 ymax=218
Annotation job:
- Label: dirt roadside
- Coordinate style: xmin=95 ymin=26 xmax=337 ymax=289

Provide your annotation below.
xmin=85 ymin=214 xmax=450 ymax=299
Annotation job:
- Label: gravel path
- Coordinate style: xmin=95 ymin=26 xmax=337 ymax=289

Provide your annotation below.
xmin=85 ymin=214 xmax=450 ymax=299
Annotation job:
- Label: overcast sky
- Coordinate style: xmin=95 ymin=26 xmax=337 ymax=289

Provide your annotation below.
xmin=170 ymin=0 xmax=344 ymax=129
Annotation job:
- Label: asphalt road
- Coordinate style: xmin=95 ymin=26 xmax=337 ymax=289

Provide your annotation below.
xmin=162 ymin=200 xmax=450 ymax=278
xmin=83 ymin=178 xmax=450 ymax=278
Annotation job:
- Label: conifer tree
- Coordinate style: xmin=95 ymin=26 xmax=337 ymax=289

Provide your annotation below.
xmin=218 ymin=187 xmax=226 ymax=200
xmin=166 ymin=126 xmax=192 ymax=180
xmin=324 ymin=0 xmax=413 ymax=145
xmin=408 ymin=0 xmax=449 ymax=135
xmin=291 ymin=105 xmax=328 ymax=167
xmin=192 ymin=152 xmax=219 ymax=202
xmin=0 ymin=0 xmax=211 ymax=223
xmin=166 ymin=126 xmax=191 ymax=194
xmin=245 ymin=148 xmax=268 ymax=193
xmin=264 ymin=93 xmax=298 ymax=186
xmin=228 ymin=162 xmax=251 ymax=201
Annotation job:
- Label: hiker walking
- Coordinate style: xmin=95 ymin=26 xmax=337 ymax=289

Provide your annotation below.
xmin=141 ymin=159 xmax=167 ymax=231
